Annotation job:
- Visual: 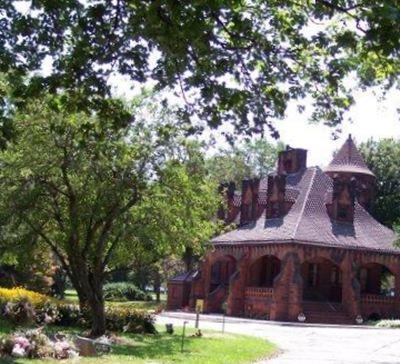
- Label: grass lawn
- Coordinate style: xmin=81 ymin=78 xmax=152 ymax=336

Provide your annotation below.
xmin=0 ymin=322 xmax=276 ymax=364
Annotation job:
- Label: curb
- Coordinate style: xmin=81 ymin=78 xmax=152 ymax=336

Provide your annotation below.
xmin=158 ymin=311 xmax=391 ymax=330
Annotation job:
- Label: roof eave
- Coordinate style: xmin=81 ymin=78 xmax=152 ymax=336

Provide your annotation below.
xmin=211 ymin=239 xmax=400 ymax=255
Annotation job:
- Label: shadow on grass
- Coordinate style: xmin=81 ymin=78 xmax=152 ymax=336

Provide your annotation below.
xmin=113 ymin=332 xmax=204 ymax=359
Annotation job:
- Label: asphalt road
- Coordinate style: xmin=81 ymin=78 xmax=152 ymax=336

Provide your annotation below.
xmin=157 ymin=312 xmax=400 ymax=364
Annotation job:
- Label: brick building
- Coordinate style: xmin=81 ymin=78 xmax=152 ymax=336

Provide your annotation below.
xmin=167 ymin=136 xmax=399 ymax=324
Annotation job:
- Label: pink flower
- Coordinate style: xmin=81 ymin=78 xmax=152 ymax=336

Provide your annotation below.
xmin=14 ymin=336 xmax=30 ymax=349
xmin=12 ymin=344 xmax=26 ymax=357
xmin=44 ymin=313 xmax=53 ymax=323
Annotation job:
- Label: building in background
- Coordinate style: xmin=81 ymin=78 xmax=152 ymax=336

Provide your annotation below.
xmin=167 ymin=135 xmax=399 ymax=324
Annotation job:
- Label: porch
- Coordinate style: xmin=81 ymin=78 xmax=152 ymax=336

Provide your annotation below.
xmin=202 ymin=247 xmax=400 ymax=323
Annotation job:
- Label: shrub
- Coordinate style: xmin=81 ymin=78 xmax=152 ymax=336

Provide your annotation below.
xmin=0 ymin=287 xmax=51 ymax=306
xmin=56 ymin=304 xmax=156 ymax=334
xmin=2 ymin=299 xmax=36 ymax=326
xmin=104 ymin=306 xmax=156 ymax=334
xmin=0 ymin=287 xmax=60 ymax=326
xmin=36 ymin=302 xmax=60 ymax=325
xmin=56 ymin=303 xmax=83 ymax=327
xmin=374 ymin=319 xmax=400 ymax=328
xmin=103 ymin=282 xmax=152 ymax=302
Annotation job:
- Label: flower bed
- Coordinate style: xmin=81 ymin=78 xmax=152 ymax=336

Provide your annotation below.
xmin=0 ymin=286 xmax=156 ymax=334
xmin=0 ymin=328 xmax=78 ymax=359
xmin=0 ymin=287 xmax=51 ymax=306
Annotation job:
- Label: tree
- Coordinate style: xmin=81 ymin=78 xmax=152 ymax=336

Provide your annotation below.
xmin=207 ymin=139 xmax=284 ymax=186
xmin=360 ymin=138 xmax=400 ymax=228
xmin=0 ymin=1 xmax=399 ymax=140
xmin=0 ymin=95 xmax=219 ymax=336
xmin=128 ymin=142 xmax=222 ymax=302
xmin=0 ymin=241 xmax=56 ymax=294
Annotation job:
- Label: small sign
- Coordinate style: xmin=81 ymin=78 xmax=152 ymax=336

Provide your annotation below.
xmin=195 ymin=299 xmax=204 ymax=313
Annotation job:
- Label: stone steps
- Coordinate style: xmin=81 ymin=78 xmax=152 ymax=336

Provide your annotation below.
xmin=302 ymin=301 xmax=353 ymax=324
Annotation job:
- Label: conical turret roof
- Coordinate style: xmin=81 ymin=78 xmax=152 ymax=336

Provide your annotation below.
xmin=324 ymin=135 xmax=375 ymax=177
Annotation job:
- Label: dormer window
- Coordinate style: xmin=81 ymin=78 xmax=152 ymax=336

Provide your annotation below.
xmin=242 ymin=202 xmax=252 ymax=224
xmin=337 ymin=204 xmax=348 ymax=220
xmin=271 ymin=202 xmax=280 ymax=218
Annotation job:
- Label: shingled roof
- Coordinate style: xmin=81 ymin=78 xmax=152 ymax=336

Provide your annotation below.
xmin=324 ymin=135 xmax=375 ymax=177
xmin=212 ymin=167 xmax=398 ymax=253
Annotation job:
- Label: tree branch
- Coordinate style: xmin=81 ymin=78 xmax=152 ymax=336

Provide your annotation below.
xmin=102 ymin=229 xmax=123 ymax=270
xmin=23 ymin=216 xmax=71 ymax=277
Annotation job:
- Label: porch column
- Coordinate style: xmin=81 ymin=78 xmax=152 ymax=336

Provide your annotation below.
xmin=341 ymin=255 xmax=360 ymax=321
xmin=270 ymin=252 xmax=303 ymax=321
xmin=188 ymin=260 xmax=207 ymax=310
xmin=226 ymin=250 xmax=250 ymax=316
xmin=390 ymin=264 xmax=400 ymax=317
xmin=202 ymin=255 xmax=214 ymax=312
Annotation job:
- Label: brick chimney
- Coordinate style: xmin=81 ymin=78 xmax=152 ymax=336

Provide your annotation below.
xmin=218 ymin=182 xmax=240 ymax=223
xmin=278 ymin=146 xmax=307 ymax=175
xmin=265 ymin=174 xmax=286 ymax=219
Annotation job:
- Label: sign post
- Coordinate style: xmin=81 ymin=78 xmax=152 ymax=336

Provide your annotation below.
xmin=181 ymin=321 xmax=188 ymax=353
xmin=221 ymin=301 xmax=227 ymax=333
xmin=195 ymin=299 xmax=204 ymax=329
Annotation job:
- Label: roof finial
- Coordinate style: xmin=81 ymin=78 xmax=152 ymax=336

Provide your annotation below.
xmin=348 ymin=133 xmax=352 ymax=140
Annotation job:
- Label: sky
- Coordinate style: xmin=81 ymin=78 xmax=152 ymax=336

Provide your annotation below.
xmin=110 ymin=72 xmax=400 ymax=168
xmin=278 ymin=87 xmax=400 ymax=167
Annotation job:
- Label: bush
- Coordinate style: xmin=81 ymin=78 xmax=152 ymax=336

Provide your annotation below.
xmin=104 ymin=306 xmax=156 ymax=334
xmin=2 ymin=299 xmax=36 ymax=326
xmin=103 ymin=282 xmax=152 ymax=302
xmin=374 ymin=319 xmax=400 ymax=328
xmin=0 ymin=287 xmax=61 ymax=326
xmin=0 ymin=287 xmax=51 ymax=306
xmin=56 ymin=303 xmax=83 ymax=327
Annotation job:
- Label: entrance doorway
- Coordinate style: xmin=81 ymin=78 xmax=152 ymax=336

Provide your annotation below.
xmin=301 ymin=258 xmax=342 ymax=302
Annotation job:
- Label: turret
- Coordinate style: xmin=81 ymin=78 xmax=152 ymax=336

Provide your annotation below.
xmin=325 ymin=135 xmax=375 ymax=217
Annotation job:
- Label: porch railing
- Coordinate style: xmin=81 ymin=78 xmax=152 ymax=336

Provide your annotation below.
xmin=245 ymin=287 xmax=273 ymax=298
xmin=361 ymin=294 xmax=396 ymax=305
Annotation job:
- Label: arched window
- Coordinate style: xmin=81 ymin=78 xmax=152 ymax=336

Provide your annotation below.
xmin=210 ymin=256 xmax=236 ymax=292
xmin=302 ymin=258 xmax=342 ymax=302
xmin=248 ymin=255 xmax=281 ymax=287
xmin=359 ymin=263 xmax=395 ymax=296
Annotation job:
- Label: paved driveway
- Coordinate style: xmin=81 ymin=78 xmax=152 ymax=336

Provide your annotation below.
xmin=157 ymin=312 xmax=400 ymax=363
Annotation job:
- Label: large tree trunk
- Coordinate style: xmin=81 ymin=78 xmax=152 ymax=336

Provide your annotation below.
xmin=88 ymin=292 xmax=106 ymax=337
xmin=69 ymin=266 xmax=106 ymax=337
xmin=87 ymin=272 xmax=106 ymax=337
